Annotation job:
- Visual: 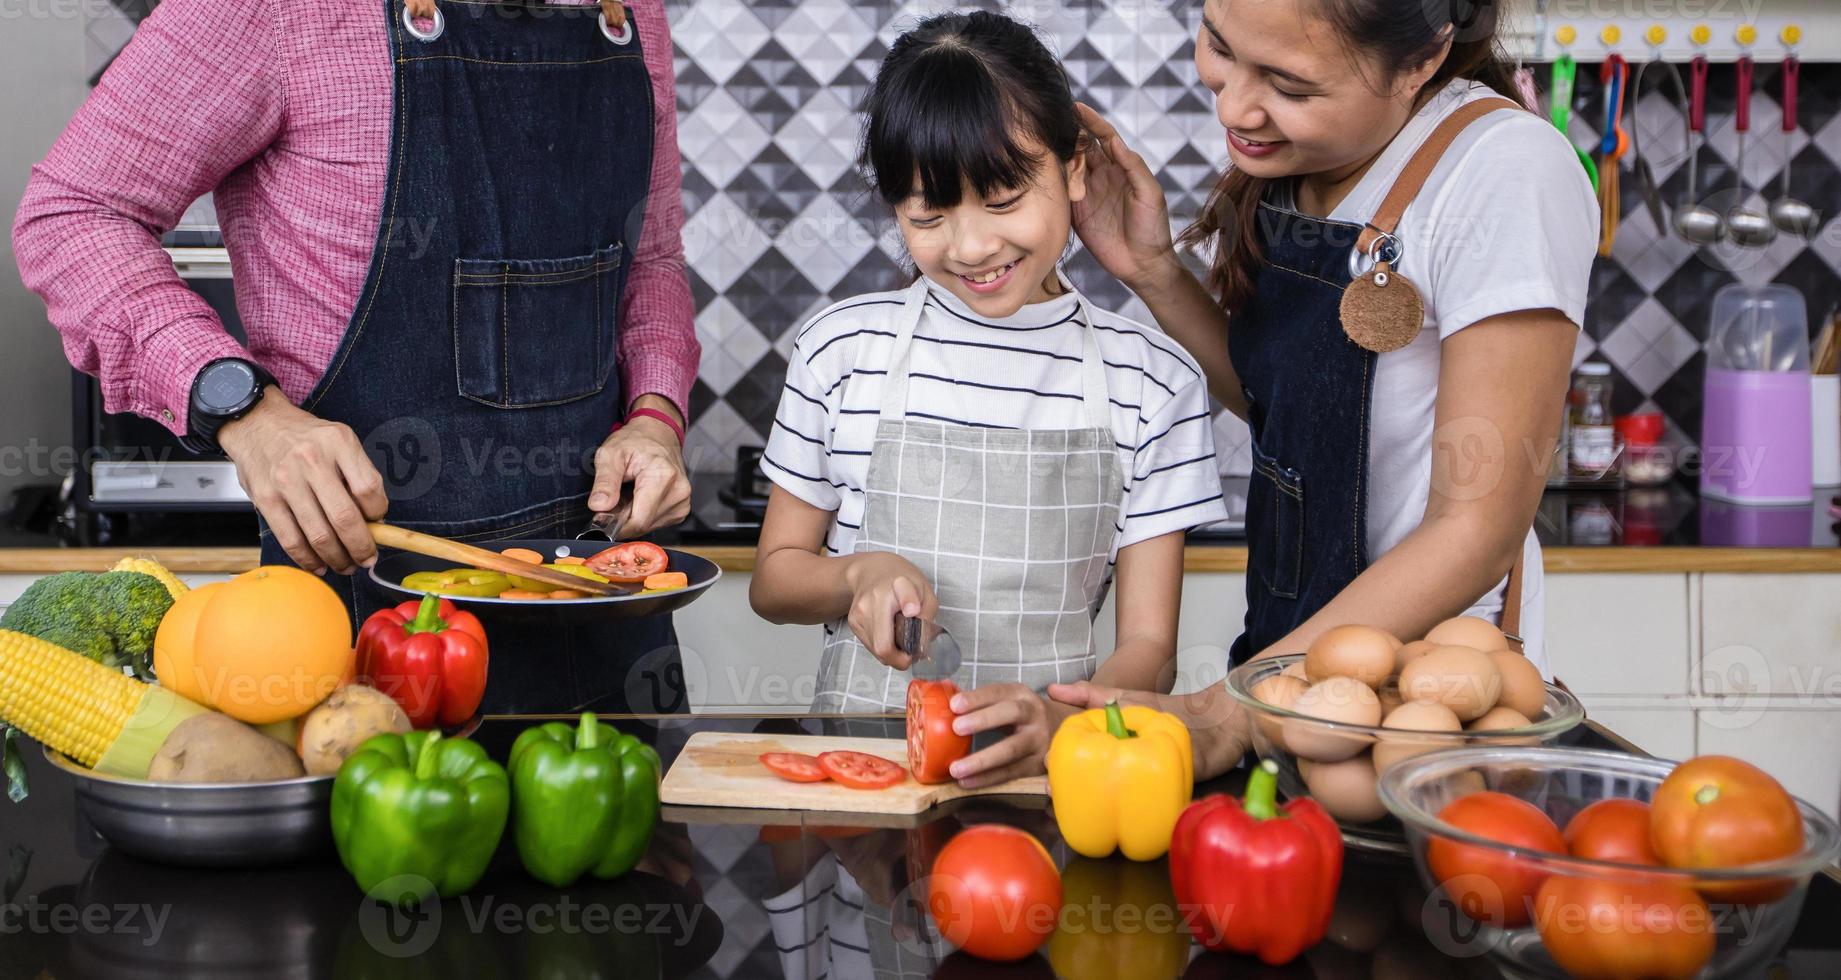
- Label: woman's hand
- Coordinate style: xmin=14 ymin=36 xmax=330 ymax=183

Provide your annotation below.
xmin=945 ymin=684 xmax=1081 ymax=789
xmin=1047 ymin=680 xmax=1251 ymax=783
xmin=1072 ymin=102 xmax=1184 ymax=293
xmin=843 ymin=553 xmax=937 ymax=669
xmin=220 ymin=388 xmax=389 ymax=575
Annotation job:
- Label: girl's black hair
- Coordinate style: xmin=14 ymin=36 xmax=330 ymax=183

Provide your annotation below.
xmin=861 ymin=10 xmax=1082 ymax=209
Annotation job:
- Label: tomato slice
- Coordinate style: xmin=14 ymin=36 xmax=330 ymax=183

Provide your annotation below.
xmin=907 ymin=679 xmax=971 ymax=785
xmin=586 ymin=542 xmax=670 ymax=583
xmin=817 ymin=750 xmax=907 ymax=790
xmin=760 ymin=752 xmax=829 ymax=783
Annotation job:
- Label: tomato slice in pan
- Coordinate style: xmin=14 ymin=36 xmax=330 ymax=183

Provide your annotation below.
xmin=586 ymin=541 xmax=669 ymax=583
xmin=907 ymin=679 xmax=971 ymax=785
xmin=760 ymin=752 xmax=829 ymax=783
xmin=818 ymin=750 xmax=908 ymax=790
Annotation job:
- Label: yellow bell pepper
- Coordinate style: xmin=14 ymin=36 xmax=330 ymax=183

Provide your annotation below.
xmin=1046 ymin=702 xmax=1193 ymax=861
xmin=1046 ymin=856 xmax=1191 ymax=980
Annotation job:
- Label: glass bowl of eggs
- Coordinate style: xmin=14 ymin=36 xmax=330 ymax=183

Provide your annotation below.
xmin=1222 ymin=616 xmax=1586 ymax=854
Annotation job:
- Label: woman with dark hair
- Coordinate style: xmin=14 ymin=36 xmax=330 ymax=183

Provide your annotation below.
xmin=751 ymin=10 xmax=1227 ymax=787
xmin=1055 ymin=0 xmax=1598 ymax=775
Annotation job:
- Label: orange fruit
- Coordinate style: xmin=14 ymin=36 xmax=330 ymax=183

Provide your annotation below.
xmin=190 ymin=566 xmax=355 ymax=724
xmin=152 ymin=582 xmax=226 ymax=706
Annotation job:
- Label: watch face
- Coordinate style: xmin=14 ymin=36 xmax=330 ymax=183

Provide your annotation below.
xmin=199 ymin=361 xmax=257 ymax=414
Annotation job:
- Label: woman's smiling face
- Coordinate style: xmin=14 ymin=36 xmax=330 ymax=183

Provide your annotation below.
xmin=897 ymin=136 xmax=1087 ymax=318
xmin=1194 ymin=0 xmax=1445 ymax=184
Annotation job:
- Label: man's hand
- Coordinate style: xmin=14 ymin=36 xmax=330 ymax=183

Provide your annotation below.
xmin=219 ymin=388 xmax=389 ymax=574
xmin=590 ymin=395 xmax=691 ymax=536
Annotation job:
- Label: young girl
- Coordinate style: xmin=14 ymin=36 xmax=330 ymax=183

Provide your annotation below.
xmin=751 ymin=11 xmax=1227 ymax=787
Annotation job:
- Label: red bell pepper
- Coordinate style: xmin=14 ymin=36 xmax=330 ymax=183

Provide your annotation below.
xmin=355 ymin=593 xmax=489 ymax=728
xmin=1168 ymin=759 xmax=1342 ymax=965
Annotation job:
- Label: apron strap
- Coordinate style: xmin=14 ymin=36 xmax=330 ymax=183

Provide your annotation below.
xmin=1355 ymin=96 xmax=1525 ymax=259
xmin=401 ymin=0 xmax=629 ymax=37
xmin=1500 ymin=550 xmax=1526 ymax=653
xmin=880 ymin=274 xmax=1115 ymax=436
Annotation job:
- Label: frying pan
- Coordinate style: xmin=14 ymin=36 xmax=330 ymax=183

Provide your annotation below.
xmin=369 ymin=538 xmax=720 ymax=621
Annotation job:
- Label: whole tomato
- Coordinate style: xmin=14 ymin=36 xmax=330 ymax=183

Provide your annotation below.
xmin=1564 ymin=798 xmax=1661 ymax=865
xmin=1651 ymin=756 xmax=1805 ymax=903
xmin=927 ymin=826 xmax=1063 ymax=961
xmin=908 ymin=679 xmax=971 ymax=785
xmin=1533 ymin=873 xmax=1715 ymax=979
xmin=1428 ymin=791 xmax=1565 ymax=928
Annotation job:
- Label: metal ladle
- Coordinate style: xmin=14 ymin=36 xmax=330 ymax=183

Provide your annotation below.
xmin=1726 ymin=55 xmax=1779 ymax=248
xmin=1675 ymin=55 xmax=1725 ymax=245
xmin=1770 ymin=55 xmax=1818 ymax=238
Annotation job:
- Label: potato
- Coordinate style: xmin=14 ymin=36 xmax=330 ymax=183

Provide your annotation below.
xmin=297 ymin=685 xmax=413 ymax=776
xmin=149 ymin=713 xmax=307 ymax=783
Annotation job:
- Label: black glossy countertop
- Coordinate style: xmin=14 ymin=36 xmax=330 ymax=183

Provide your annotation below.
xmin=0 ymin=714 xmax=1836 ymax=979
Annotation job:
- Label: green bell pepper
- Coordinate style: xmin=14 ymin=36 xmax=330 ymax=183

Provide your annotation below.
xmin=508 ymin=712 xmax=661 ymax=888
xmin=331 ymin=730 xmax=510 ymax=905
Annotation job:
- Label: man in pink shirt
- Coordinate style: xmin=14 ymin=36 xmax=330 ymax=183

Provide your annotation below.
xmin=15 ymin=0 xmax=702 ymax=713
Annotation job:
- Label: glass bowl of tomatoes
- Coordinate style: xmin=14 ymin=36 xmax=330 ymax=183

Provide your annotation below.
xmin=1224 ymin=653 xmax=1586 ymax=853
xmin=1378 ymin=746 xmax=1841 ymax=980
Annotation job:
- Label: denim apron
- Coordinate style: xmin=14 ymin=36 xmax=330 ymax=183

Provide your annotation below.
xmin=812 ymin=275 xmax=1124 ymax=712
xmin=1227 ymin=97 xmax=1528 ymax=665
xmin=258 ymin=0 xmax=679 ymax=714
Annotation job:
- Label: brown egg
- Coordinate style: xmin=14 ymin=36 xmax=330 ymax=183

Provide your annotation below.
xmin=1398 ymin=646 xmax=1502 ymax=721
xmin=1377 ymin=679 xmax=1406 ymax=716
xmin=1284 ymin=676 xmax=1382 ymax=762
xmin=1305 ymin=625 xmax=1398 ymax=689
xmin=1301 ymin=754 xmax=1387 ymax=823
xmin=1249 ymin=673 xmax=1310 ymax=751
xmin=1426 ymin=615 xmax=1506 ymax=652
xmin=1280 ymin=659 xmax=1312 ymax=681
xmin=1395 ymin=639 xmax=1437 ymax=674
xmin=1467 ymin=706 xmax=1534 ymax=732
xmin=1372 ymin=700 xmax=1462 ymax=775
xmin=1487 ymin=649 xmax=1547 ymax=719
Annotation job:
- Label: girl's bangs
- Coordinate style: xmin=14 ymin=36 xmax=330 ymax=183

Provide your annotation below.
xmin=869 ymin=62 xmax=1044 ymax=209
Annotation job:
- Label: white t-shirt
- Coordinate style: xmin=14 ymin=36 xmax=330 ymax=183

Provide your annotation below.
xmin=1278 ymin=78 xmax=1600 ymax=673
xmin=763 ymin=274 xmax=1230 ymax=570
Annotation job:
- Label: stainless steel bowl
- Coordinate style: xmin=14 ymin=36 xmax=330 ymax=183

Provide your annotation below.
xmin=44 ymin=715 xmax=480 ymax=868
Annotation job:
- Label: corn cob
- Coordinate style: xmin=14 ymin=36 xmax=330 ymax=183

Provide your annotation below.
xmin=110 ymin=557 xmax=189 ymax=600
xmin=0 ymin=628 xmax=207 ymax=777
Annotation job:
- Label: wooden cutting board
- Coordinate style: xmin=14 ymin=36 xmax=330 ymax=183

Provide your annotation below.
xmin=660 ymin=732 xmax=1048 ymax=815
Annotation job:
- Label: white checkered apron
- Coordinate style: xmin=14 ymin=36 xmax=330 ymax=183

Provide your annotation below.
xmin=812 ymin=277 xmax=1125 ymax=712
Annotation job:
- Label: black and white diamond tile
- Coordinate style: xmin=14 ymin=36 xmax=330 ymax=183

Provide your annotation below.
xmin=658 ymin=2 xmax=1841 ymax=469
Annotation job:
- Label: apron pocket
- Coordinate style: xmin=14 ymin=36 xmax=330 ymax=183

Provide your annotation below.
xmin=1250 ymin=445 xmax=1305 ymax=600
xmin=452 ymin=243 xmax=623 ymax=408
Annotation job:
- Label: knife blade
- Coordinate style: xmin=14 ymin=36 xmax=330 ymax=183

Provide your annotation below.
xmin=897 ymin=615 xmax=961 ymax=681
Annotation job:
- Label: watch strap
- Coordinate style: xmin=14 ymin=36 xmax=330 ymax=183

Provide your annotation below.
xmin=185 ymin=358 xmax=276 ymax=454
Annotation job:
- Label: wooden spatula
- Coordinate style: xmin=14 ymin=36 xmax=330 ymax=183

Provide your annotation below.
xmin=367 ymin=522 xmax=629 ymax=596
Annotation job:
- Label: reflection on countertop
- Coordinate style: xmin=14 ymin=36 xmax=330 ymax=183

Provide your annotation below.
xmin=1535 ymin=482 xmax=1841 ymax=549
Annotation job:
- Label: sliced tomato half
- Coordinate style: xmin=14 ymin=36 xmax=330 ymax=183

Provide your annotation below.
xmin=759 ymin=751 xmax=829 ymax=783
xmin=817 ymin=750 xmax=908 ymax=790
xmin=586 ymin=541 xmax=669 ymax=583
xmin=907 ymin=679 xmax=971 ymax=785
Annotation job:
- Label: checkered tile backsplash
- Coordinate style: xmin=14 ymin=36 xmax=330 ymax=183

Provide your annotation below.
xmin=84 ymin=1 xmax=1841 ymax=475
xmin=667 ymin=2 xmax=1841 ymax=474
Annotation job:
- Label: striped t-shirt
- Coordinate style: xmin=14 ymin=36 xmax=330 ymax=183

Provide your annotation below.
xmin=763 ymin=275 xmax=1229 ymax=562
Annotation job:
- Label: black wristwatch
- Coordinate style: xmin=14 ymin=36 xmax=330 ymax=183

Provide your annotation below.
xmin=181 ymin=358 xmax=278 ymax=455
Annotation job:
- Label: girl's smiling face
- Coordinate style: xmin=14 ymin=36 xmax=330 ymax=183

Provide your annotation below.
xmin=898 ymin=139 xmax=1087 ymax=318
xmin=1194 ymin=0 xmax=1446 ymax=186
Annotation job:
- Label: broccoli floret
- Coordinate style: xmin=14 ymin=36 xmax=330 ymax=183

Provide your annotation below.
xmin=0 ymin=571 xmax=176 ymax=669
xmin=0 ymin=573 xmax=119 ymax=664
xmin=95 ymin=570 xmax=175 ymax=661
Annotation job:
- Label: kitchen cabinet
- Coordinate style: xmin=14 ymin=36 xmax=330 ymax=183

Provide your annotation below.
xmin=1698 ymin=573 xmax=1841 ymax=699
xmin=1544 ymin=574 xmax=1694 ymax=696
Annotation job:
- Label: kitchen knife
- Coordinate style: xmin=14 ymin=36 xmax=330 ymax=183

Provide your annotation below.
xmin=896 ymin=615 xmax=962 ymax=681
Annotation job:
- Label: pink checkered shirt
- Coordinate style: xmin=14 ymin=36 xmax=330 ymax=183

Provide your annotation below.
xmin=12 ymin=0 xmax=698 ymax=436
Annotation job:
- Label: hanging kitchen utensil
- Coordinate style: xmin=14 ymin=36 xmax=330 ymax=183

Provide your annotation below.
xmin=1551 ymin=54 xmax=1600 ymax=193
xmin=1770 ymin=55 xmax=1818 ymax=239
xmin=1597 ymin=55 xmax=1629 ymax=257
xmin=1675 ymin=55 xmax=1725 ymax=245
xmin=1727 ymin=55 xmax=1779 ymax=248
xmin=1630 ymin=56 xmax=1689 ymax=232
